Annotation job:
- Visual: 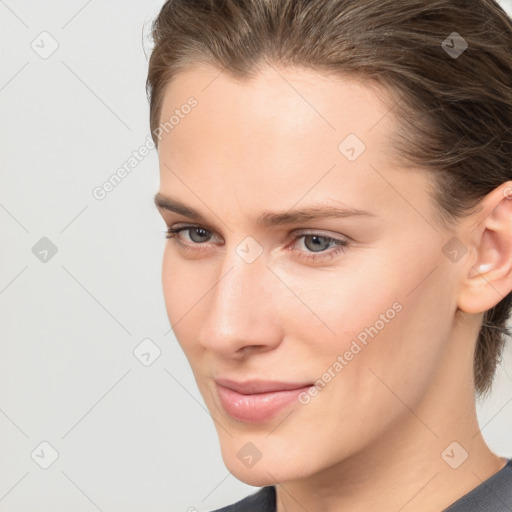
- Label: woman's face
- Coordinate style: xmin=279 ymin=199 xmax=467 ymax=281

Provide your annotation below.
xmin=155 ymin=64 xmax=468 ymax=485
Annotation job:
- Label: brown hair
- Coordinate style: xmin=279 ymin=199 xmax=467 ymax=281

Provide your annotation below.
xmin=145 ymin=0 xmax=512 ymax=397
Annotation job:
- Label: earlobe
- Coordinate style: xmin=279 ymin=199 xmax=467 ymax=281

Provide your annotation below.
xmin=457 ymin=181 xmax=512 ymax=315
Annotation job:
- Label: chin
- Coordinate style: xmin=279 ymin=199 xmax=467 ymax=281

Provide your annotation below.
xmin=225 ymin=458 xmax=295 ymax=487
xmin=220 ymin=441 xmax=312 ymax=487
xmin=229 ymin=466 xmax=278 ymax=487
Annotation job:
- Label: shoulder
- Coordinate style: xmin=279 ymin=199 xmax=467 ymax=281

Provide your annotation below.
xmin=444 ymin=458 xmax=512 ymax=511
xmin=209 ymin=486 xmax=276 ymax=512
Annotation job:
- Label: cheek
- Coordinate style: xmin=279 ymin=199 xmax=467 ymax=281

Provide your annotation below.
xmin=277 ymin=263 xmax=454 ymax=466
xmin=320 ymin=250 xmax=454 ymax=416
xmin=289 ymin=242 xmax=452 ymax=392
xmin=161 ymin=248 xmax=179 ymax=317
xmin=161 ymin=248 xmax=203 ymax=348
xmin=277 ymin=260 xmax=403 ymax=356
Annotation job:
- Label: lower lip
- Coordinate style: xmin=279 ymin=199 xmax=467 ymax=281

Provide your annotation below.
xmin=216 ymin=383 xmax=312 ymax=423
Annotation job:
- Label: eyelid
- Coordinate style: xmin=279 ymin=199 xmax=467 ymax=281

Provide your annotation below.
xmin=165 ymin=223 xmax=350 ymax=263
xmin=167 ymin=223 xmax=222 ymax=243
xmin=165 ymin=224 xmax=352 ymax=263
xmin=167 ymin=223 xmax=348 ymax=241
xmin=293 ymin=228 xmax=349 ymax=242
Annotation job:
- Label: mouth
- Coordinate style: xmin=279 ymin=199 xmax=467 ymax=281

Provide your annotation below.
xmin=215 ymin=378 xmax=314 ymax=423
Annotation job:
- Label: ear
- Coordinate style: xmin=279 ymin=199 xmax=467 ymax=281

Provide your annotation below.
xmin=457 ymin=181 xmax=512 ymax=315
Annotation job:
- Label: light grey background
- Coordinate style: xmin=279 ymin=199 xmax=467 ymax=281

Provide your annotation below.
xmin=1 ymin=1 xmax=512 ymax=511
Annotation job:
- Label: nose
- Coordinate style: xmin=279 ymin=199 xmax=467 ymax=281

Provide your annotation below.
xmin=197 ymin=241 xmax=283 ymax=357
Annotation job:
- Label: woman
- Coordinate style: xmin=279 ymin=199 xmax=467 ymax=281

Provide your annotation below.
xmin=146 ymin=0 xmax=512 ymax=510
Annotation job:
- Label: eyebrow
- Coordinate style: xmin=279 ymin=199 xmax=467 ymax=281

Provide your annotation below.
xmin=154 ymin=192 xmax=377 ymax=228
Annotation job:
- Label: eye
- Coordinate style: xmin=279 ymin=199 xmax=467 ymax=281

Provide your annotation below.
xmin=164 ymin=225 xmax=349 ymax=262
xmin=291 ymin=231 xmax=349 ymax=263
xmin=164 ymin=225 xmax=217 ymax=254
xmin=165 ymin=225 xmax=214 ymax=243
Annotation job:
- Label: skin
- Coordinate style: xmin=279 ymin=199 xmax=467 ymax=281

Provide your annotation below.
xmin=155 ymin=63 xmax=512 ymax=512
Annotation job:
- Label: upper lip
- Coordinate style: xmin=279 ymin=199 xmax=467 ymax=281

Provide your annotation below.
xmin=215 ymin=378 xmax=313 ymax=394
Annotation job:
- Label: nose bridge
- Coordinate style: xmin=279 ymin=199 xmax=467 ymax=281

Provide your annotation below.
xmin=213 ymin=240 xmax=270 ymax=322
xmin=200 ymin=239 xmax=279 ymax=352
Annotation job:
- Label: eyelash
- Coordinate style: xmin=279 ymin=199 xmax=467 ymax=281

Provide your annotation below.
xmin=164 ymin=225 xmax=349 ymax=263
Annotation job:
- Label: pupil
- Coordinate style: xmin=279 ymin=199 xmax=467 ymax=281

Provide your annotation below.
xmin=192 ymin=228 xmax=209 ymax=242
xmin=307 ymin=235 xmax=328 ymax=252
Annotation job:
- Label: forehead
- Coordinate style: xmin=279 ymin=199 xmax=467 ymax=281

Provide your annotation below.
xmin=156 ymin=64 xmax=436 ymax=228
xmin=159 ymin=64 xmax=394 ymax=145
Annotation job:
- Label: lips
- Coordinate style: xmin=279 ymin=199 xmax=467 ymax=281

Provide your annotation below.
xmin=215 ymin=378 xmax=313 ymax=394
xmin=215 ymin=378 xmax=313 ymax=423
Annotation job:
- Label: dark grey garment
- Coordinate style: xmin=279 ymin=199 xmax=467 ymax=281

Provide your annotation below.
xmin=211 ymin=458 xmax=512 ymax=512
xmin=443 ymin=458 xmax=512 ymax=511
xmin=210 ymin=486 xmax=275 ymax=512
